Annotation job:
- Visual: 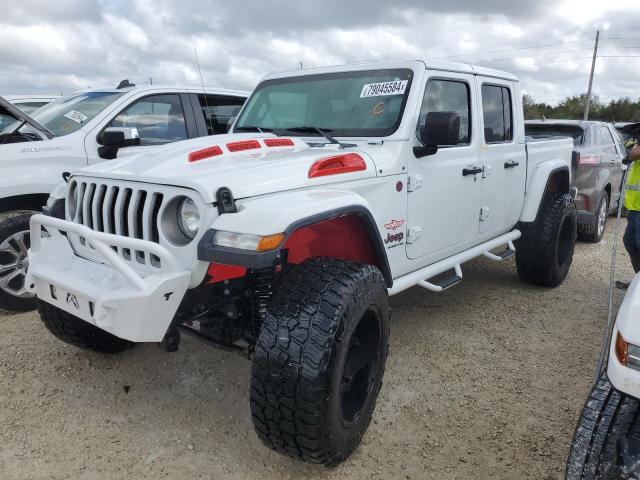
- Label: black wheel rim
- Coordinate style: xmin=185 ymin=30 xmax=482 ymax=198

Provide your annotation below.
xmin=339 ymin=307 xmax=382 ymax=426
xmin=557 ymin=215 xmax=574 ymax=267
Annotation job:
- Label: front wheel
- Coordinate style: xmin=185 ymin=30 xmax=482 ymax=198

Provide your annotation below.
xmin=567 ymin=373 xmax=640 ymax=480
xmin=250 ymin=258 xmax=390 ymax=467
xmin=515 ymin=193 xmax=577 ymax=287
xmin=0 ymin=210 xmax=38 ymax=312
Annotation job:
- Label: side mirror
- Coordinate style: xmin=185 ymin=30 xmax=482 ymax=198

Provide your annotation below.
xmin=414 ymin=111 xmax=461 ymax=158
xmin=98 ymin=127 xmax=140 ymax=159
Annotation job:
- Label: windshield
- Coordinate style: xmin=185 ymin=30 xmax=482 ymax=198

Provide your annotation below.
xmin=2 ymin=91 xmax=124 ymax=136
xmin=234 ymin=69 xmax=414 ymax=137
xmin=525 ymin=124 xmax=584 ymax=147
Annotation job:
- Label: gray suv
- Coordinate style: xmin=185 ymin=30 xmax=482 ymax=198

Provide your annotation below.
xmin=526 ymin=120 xmax=626 ymax=242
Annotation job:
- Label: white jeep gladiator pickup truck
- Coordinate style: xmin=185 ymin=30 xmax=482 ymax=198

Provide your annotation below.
xmin=0 ymin=82 xmax=247 ymax=311
xmin=26 ymin=60 xmax=576 ymax=466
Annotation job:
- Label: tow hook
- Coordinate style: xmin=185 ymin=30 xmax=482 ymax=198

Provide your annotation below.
xmin=160 ymin=327 xmax=180 ymax=352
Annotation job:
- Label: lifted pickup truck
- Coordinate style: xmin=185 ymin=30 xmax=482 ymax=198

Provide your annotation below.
xmin=27 ymin=60 xmax=576 ymax=466
xmin=0 ymin=83 xmax=247 ymax=311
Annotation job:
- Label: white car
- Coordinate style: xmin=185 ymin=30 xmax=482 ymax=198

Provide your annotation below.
xmin=567 ymin=274 xmax=640 ymax=479
xmin=27 ymin=60 xmax=576 ymax=466
xmin=0 ymin=82 xmax=248 ymax=311
xmin=0 ymin=95 xmax=59 ymax=130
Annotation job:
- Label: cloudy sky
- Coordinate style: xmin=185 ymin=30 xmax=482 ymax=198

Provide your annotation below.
xmin=2 ymin=0 xmax=640 ymax=104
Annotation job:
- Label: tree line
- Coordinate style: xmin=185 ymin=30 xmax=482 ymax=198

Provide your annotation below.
xmin=523 ymin=94 xmax=640 ymax=122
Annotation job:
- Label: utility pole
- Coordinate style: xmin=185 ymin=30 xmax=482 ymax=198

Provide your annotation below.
xmin=298 ymin=61 xmax=303 ymax=70
xmin=583 ymin=30 xmax=600 ymax=121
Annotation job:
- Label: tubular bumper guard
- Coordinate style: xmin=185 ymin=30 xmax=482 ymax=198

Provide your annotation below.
xmin=26 ymin=214 xmax=191 ymax=342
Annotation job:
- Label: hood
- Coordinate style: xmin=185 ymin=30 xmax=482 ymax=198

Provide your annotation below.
xmin=73 ymin=133 xmax=379 ymax=203
xmin=0 ymin=96 xmax=53 ymax=140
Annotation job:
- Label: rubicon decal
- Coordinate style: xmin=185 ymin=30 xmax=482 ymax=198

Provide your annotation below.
xmin=384 ymin=219 xmax=405 ymax=231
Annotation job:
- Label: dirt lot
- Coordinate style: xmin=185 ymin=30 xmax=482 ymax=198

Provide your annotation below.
xmin=0 ymin=225 xmax=632 ymax=480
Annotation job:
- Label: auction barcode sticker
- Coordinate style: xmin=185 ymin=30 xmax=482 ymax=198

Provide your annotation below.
xmin=360 ymin=80 xmax=408 ymax=98
xmin=63 ymin=110 xmax=88 ymax=124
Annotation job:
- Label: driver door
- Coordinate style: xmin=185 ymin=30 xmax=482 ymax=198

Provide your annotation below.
xmin=406 ymin=74 xmax=482 ymax=261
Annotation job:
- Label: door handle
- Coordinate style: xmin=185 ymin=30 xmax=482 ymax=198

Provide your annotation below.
xmin=504 ymin=160 xmax=519 ymax=169
xmin=462 ymin=166 xmax=483 ymax=176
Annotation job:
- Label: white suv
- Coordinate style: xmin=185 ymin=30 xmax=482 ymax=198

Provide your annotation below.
xmin=0 ymin=82 xmax=247 ymax=311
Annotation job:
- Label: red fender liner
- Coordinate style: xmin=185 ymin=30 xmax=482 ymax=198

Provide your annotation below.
xmin=282 ymin=215 xmax=378 ymax=266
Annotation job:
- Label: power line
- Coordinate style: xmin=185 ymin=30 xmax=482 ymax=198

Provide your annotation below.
xmin=466 ymin=48 xmax=594 ymax=64
xmin=433 ymin=39 xmax=591 ymax=59
xmin=488 ymin=56 xmax=594 ymax=68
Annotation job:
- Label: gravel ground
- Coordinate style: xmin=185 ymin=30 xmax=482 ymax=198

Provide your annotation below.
xmin=0 ymin=224 xmax=633 ymax=480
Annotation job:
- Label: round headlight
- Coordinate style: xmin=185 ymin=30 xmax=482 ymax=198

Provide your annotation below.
xmin=177 ymin=197 xmax=200 ymax=239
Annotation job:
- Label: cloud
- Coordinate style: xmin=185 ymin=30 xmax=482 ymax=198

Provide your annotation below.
xmin=0 ymin=0 xmax=638 ymax=107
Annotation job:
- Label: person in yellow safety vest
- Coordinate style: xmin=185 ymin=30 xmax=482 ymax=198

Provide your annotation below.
xmin=618 ymin=144 xmax=640 ymax=289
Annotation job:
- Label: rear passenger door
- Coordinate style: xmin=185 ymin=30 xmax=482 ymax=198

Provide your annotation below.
xmin=477 ymin=81 xmax=526 ymax=235
xmin=191 ymin=94 xmax=246 ymax=136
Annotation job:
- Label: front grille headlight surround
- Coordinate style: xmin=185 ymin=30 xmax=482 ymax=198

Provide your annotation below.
xmin=161 ymin=195 xmax=201 ymax=246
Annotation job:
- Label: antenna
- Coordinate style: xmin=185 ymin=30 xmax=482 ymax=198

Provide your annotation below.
xmin=194 ymin=47 xmax=214 ymax=134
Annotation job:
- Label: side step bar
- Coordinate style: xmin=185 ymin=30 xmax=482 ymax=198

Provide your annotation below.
xmin=389 ymin=230 xmax=521 ymax=296
xmin=419 ymin=264 xmax=463 ymax=292
xmin=483 ymin=241 xmax=516 ymax=261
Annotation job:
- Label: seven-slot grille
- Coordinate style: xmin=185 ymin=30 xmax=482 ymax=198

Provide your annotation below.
xmin=67 ymin=179 xmax=165 ymax=267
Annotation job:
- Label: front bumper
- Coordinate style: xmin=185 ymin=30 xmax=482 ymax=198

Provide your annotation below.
xmin=26 ymin=214 xmax=191 ymax=342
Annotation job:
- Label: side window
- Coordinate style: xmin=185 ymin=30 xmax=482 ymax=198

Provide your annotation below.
xmin=599 ymin=126 xmax=617 ymax=155
xmin=417 ymin=79 xmax=471 ymax=146
xmin=0 ymin=113 xmax=15 ymax=131
xmin=197 ymin=94 xmax=246 ymax=135
xmin=109 ymin=94 xmax=187 ymax=146
xmin=481 ymin=84 xmax=513 ymax=143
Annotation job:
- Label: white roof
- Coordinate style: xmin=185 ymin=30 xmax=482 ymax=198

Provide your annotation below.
xmin=261 ymin=59 xmax=519 ymax=83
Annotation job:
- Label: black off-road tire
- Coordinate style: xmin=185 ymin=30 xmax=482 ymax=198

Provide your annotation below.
xmin=515 ymin=193 xmax=577 ymax=287
xmin=250 ymin=258 xmax=390 ymax=467
xmin=577 ymin=192 xmax=609 ymax=244
xmin=37 ymin=300 xmax=134 ymax=353
xmin=566 ymin=372 xmax=640 ymax=479
xmin=0 ymin=210 xmax=38 ymax=312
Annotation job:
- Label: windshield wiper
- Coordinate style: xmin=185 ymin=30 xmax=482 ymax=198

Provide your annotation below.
xmin=234 ymin=125 xmax=274 ymax=133
xmin=283 ymin=126 xmax=356 ymax=149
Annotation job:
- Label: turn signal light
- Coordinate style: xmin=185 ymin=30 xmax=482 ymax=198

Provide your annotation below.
xmin=616 ymin=331 xmax=629 ymax=366
xmin=308 ymin=153 xmax=367 ymax=178
xmin=256 ymin=233 xmax=286 ymax=252
xmin=188 ymin=145 xmax=223 ymax=162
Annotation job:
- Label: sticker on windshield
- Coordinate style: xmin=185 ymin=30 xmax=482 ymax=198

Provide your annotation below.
xmin=63 ymin=110 xmax=88 ymax=124
xmin=360 ymin=80 xmax=408 ymax=98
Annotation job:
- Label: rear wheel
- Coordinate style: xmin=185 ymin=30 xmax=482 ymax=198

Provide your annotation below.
xmin=250 ymin=258 xmax=389 ymax=466
xmin=37 ymin=300 xmax=134 ymax=353
xmin=0 ymin=210 xmax=38 ymax=312
xmin=578 ymin=192 xmax=609 ymax=243
xmin=515 ymin=193 xmax=577 ymax=287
